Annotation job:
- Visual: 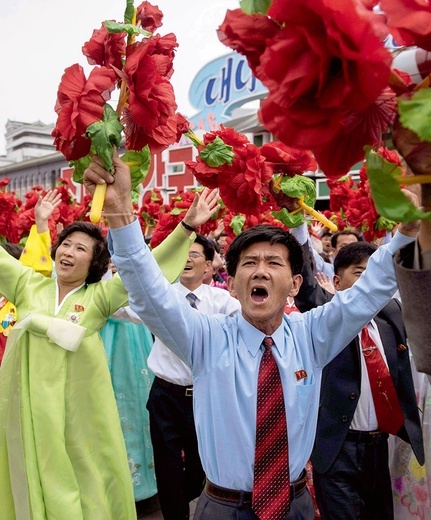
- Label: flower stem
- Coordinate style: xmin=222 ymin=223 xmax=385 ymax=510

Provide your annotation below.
xmin=396 ymin=174 xmax=431 ymax=185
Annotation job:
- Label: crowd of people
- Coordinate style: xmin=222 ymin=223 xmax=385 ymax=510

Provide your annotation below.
xmin=0 ymin=127 xmax=430 ymax=520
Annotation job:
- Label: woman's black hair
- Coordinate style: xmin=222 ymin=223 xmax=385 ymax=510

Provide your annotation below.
xmin=51 ymin=222 xmax=110 ymax=284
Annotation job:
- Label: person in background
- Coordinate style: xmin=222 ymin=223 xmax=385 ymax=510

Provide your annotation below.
xmin=0 ymin=189 xmax=61 ymax=364
xmin=147 ymin=234 xmax=240 ymax=520
xmin=100 ymin=189 xmax=220 ymax=508
xmin=320 ymin=230 xmax=334 ymax=263
xmin=294 ymin=239 xmax=424 ymax=520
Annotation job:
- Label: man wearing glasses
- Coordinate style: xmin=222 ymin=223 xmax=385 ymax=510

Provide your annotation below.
xmin=146 ymin=233 xmax=241 ymax=520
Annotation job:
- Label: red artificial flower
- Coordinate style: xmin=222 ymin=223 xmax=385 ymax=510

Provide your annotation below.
xmin=175 ymin=113 xmax=191 ymax=143
xmin=186 ymin=126 xmax=252 ymax=190
xmin=122 ymin=35 xmax=178 ymax=153
xmin=354 ymin=0 xmax=390 ymax=41
xmin=136 ymin=1 xmax=164 ymax=34
xmin=0 ymin=178 xmax=10 ymax=189
xmin=82 ymin=22 xmax=125 ymax=73
xmin=185 ymin=158 xmax=223 ymax=189
xmin=52 ymin=64 xmax=116 ymax=160
xmin=203 ymin=124 xmax=250 ymax=148
xmin=150 ymin=212 xmax=180 ymax=248
xmin=218 ymin=144 xmax=272 ymax=216
xmin=327 ymin=176 xmax=354 ymax=214
xmin=219 ymin=0 xmax=392 ymax=153
xmin=322 ymin=210 xmax=347 ymax=231
xmin=260 ymin=142 xmax=317 ymax=177
xmin=217 ymin=9 xmax=279 ymax=70
xmin=380 ymin=0 xmax=431 ymax=51
xmin=313 ymin=87 xmax=398 ymax=178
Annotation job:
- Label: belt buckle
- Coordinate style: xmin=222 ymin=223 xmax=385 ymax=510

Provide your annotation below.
xmin=185 ymin=387 xmax=193 ymax=397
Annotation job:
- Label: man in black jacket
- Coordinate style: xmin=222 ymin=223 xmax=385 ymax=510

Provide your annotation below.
xmin=295 ymin=240 xmax=424 ymax=520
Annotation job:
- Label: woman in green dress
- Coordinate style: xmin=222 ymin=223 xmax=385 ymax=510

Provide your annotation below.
xmin=0 ymin=187 xmax=218 ymax=520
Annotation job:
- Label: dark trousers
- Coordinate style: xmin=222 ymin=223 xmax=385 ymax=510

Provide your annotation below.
xmin=147 ymin=377 xmax=205 ymax=520
xmin=194 ymin=486 xmax=314 ymax=519
xmin=313 ymin=435 xmax=393 ymax=520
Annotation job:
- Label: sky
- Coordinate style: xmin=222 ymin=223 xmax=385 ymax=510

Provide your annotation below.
xmin=0 ymin=0 xmax=240 ymax=155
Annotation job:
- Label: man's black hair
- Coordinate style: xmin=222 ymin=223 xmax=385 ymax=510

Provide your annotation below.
xmin=225 ymin=225 xmax=303 ymax=277
xmin=194 ymin=234 xmax=215 ymax=262
xmin=334 ymin=241 xmax=377 ymax=275
xmin=331 ymin=230 xmax=360 ymax=249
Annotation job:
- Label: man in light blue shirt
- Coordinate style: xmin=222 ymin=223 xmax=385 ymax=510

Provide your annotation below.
xmin=84 ymin=154 xmax=416 ymax=520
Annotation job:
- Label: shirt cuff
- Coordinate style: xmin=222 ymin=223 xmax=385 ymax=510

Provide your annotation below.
xmin=108 ymin=217 xmax=145 ymax=256
xmin=289 ymin=222 xmax=309 ymax=245
xmin=387 ymin=230 xmax=415 ymax=256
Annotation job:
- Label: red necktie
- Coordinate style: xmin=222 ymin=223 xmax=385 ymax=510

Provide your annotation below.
xmin=361 ymin=325 xmax=404 ymax=435
xmin=253 ymin=337 xmax=290 ymax=520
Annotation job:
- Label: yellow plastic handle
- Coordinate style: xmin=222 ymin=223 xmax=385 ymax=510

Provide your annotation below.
xmin=297 ymin=198 xmax=338 ymax=232
xmin=89 ymin=183 xmax=107 ymax=223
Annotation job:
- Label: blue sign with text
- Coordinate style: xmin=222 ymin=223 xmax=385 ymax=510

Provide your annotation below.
xmin=188 ymin=52 xmax=267 ymax=132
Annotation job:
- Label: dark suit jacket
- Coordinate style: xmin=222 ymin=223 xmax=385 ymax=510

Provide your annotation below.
xmin=394 ymin=241 xmax=431 ymax=375
xmin=295 ymin=243 xmax=425 ymax=474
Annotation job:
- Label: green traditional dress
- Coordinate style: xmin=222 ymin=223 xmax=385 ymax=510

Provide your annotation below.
xmin=0 ymin=248 xmax=133 ymax=520
xmin=0 ymin=223 xmax=195 ymax=520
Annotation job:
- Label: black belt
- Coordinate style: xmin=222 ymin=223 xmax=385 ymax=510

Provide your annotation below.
xmin=154 ymin=376 xmax=193 ymax=396
xmin=204 ymin=469 xmax=307 ymax=506
xmin=346 ymin=429 xmax=389 ymax=445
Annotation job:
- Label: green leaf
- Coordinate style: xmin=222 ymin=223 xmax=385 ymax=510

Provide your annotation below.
xmin=121 ymin=146 xmax=151 ymax=190
xmin=398 ymin=89 xmax=431 ymax=142
xmin=278 ymin=174 xmax=316 ymax=207
xmin=170 ymin=207 xmax=185 ymax=216
xmin=375 ymin=215 xmax=396 ymax=232
xmin=240 ymin=0 xmax=271 ymax=14
xmin=199 ymin=136 xmax=235 ymax=167
xmin=70 ymin=154 xmax=92 ymax=184
xmin=230 ymin=215 xmax=246 ymax=235
xmin=105 ymin=20 xmax=152 ymax=38
xmin=365 ymin=146 xmax=431 ymax=222
xmin=124 ymin=0 xmax=135 ymax=24
xmin=272 ymin=208 xmax=305 ymax=228
xmin=86 ymin=104 xmax=123 ymax=173
xmin=131 ymin=186 xmax=140 ymax=205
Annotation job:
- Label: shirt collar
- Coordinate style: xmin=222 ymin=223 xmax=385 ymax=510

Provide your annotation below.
xmin=175 ymin=282 xmax=204 ymax=302
xmin=238 ymin=314 xmax=285 ymax=357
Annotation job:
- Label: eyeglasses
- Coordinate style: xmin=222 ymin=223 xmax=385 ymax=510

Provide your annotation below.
xmin=188 ymin=252 xmax=204 ymax=259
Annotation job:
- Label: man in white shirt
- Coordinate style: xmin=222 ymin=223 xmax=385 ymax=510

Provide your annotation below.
xmin=146 ymin=234 xmax=241 ymax=520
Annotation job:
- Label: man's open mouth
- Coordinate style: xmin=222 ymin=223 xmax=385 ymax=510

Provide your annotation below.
xmin=251 ymin=287 xmax=268 ymax=302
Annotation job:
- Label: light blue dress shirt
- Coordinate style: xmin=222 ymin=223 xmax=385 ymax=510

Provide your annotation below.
xmin=109 ymin=219 xmax=413 ymax=491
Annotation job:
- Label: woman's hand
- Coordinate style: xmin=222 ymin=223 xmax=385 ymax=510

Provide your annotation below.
xmin=182 ymin=188 xmax=220 ymax=233
xmin=35 ymin=190 xmax=62 ymax=234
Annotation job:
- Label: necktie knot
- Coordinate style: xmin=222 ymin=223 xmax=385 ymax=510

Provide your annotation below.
xmin=186 ymin=292 xmax=198 ymax=309
xmin=262 ymin=336 xmax=274 ymax=350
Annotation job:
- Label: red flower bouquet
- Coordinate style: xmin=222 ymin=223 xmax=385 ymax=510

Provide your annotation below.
xmin=184 ymin=125 xmax=337 ymax=231
xmin=218 ymin=0 xmax=431 ymax=224
xmin=52 ymin=1 xmax=184 ymax=223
